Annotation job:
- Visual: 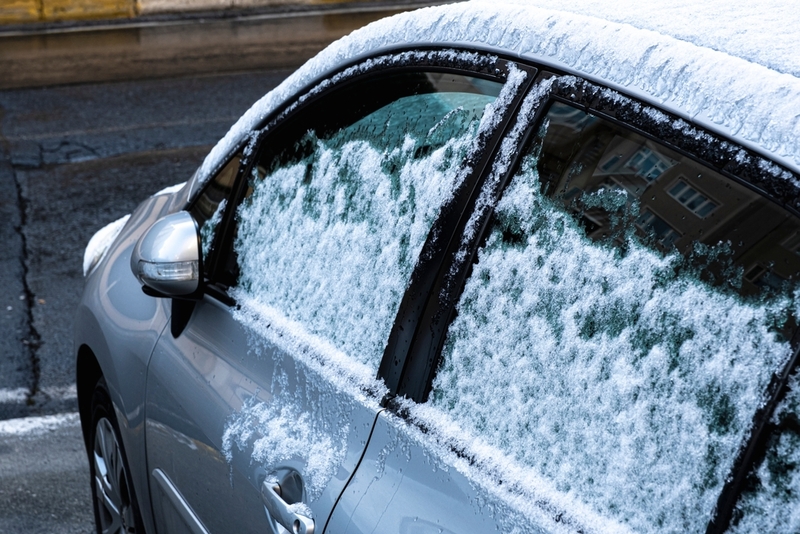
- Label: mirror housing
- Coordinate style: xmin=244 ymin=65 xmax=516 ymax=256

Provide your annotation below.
xmin=131 ymin=211 xmax=201 ymax=297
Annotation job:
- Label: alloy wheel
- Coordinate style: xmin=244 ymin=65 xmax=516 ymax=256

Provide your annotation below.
xmin=93 ymin=417 xmax=136 ymax=534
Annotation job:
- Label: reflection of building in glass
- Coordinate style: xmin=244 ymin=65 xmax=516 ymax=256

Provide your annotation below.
xmin=546 ymin=103 xmax=597 ymax=132
xmin=635 ymin=209 xmax=681 ymax=247
xmin=745 ymin=264 xmax=786 ymax=291
xmin=628 ymin=147 xmax=673 ymax=180
xmin=782 ymin=233 xmax=800 ymax=255
xmin=535 ymin=102 xmax=800 ymax=298
xmin=667 ymin=180 xmax=718 ymax=218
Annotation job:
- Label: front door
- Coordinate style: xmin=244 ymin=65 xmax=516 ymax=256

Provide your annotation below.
xmin=144 ymin=51 xmax=510 ymax=534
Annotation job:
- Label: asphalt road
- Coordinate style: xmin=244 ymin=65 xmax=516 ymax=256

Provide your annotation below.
xmin=0 ymin=67 xmax=295 ymax=532
xmin=0 ymin=5 xmax=446 ymax=529
xmin=0 ymin=68 xmax=293 ymax=421
xmin=0 ymin=414 xmax=91 ymax=533
xmin=0 ymin=3 xmax=425 ymax=419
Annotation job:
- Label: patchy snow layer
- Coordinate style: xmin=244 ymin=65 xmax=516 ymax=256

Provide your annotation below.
xmin=223 ymin=296 xmax=386 ymax=499
xmin=232 ymin=295 xmax=386 ymax=401
xmin=729 ymin=372 xmax=800 ymax=534
xmin=398 ymin=401 xmax=632 ymax=534
xmin=190 ymin=0 xmax=800 ymax=199
xmin=153 ymin=181 xmax=185 ymax=197
xmin=234 ymin=90 xmax=496 ymax=371
xmin=0 ymin=388 xmax=28 ymax=404
xmin=222 ymin=396 xmax=347 ymax=500
xmin=0 ymin=412 xmax=80 ymax=437
xmin=425 ymin=160 xmax=793 ymax=532
xmin=0 ymin=385 xmax=78 ymax=404
xmin=82 ymin=214 xmax=130 ymax=277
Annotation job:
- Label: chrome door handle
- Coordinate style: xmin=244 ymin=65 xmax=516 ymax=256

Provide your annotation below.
xmin=261 ymin=480 xmax=315 ymax=534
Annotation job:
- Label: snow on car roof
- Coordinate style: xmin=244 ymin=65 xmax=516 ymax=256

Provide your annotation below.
xmin=190 ymin=0 xmax=800 ymax=199
xmin=506 ymin=0 xmax=800 ymax=79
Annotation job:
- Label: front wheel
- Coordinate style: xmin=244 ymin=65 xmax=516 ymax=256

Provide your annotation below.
xmin=89 ymin=379 xmax=143 ymax=534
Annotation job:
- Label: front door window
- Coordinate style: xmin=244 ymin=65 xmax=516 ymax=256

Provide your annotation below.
xmin=234 ymin=71 xmax=503 ymax=371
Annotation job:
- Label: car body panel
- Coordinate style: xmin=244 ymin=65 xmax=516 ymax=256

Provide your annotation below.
xmin=74 ymin=191 xmax=177 ymax=534
xmin=327 ymin=412 xmax=554 ymax=534
xmin=145 ymin=295 xmax=382 ymax=534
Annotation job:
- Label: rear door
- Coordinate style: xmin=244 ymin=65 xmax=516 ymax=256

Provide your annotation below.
xmin=143 ymin=50 xmax=516 ymax=534
xmin=329 ymin=72 xmax=800 ymax=534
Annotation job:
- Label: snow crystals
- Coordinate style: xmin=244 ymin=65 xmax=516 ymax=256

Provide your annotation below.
xmin=423 ymin=154 xmax=795 ymax=532
xmin=234 ymin=85 xmax=497 ymax=371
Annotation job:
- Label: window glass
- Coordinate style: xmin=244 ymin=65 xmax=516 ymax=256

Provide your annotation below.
xmin=429 ymin=101 xmax=800 ymax=532
xmin=189 ymin=153 xmax=240 ymax=264
xmin=234 ymin=71 xmax=502 ymax=371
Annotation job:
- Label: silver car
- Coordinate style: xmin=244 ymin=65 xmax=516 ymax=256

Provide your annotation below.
xmin=75 ymin=2 xmax=800 ymax=533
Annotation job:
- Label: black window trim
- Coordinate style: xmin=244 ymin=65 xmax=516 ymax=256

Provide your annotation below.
xmin=375 ymin=59 xmax=538 ymax=399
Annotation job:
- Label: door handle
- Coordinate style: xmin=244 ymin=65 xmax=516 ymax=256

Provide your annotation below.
xmin=261 ymin=480 xmax=315 ymax=534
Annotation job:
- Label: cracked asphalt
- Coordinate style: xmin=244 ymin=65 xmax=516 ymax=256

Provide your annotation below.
xmin=0 ymin=69 xmax=291 ymax=421
xmin=0 ymin=68 xmax=291 ymax=533
xmin=0 ymin=3 xmax=423 ymax=422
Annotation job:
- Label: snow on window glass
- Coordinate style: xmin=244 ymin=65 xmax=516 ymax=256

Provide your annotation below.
xmin=235 ymin=71 xmax=504 ymax=371
xmin=427 ymin=102 xmax=800 ymax=532
xmin=729 ymin=370 xmax=800 ymax=533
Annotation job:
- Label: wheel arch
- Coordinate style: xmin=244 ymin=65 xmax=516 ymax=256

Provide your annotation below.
xmin=77 ymin=343 xmax=103 ymax=454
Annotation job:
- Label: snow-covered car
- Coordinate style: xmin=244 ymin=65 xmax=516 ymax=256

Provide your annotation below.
xmin=75 ymin=1 xmax=800 ymax=533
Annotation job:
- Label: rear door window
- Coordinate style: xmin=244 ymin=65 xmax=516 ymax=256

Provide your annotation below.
xmin=233 ymin=70 xmax=503 ymax=371
xmin=427 ymin=100 xmax=800 ymax=532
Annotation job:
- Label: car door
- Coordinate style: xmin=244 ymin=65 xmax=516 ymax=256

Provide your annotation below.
xmin=328 ymin=72 xmax=800 ymax=533
xmin=143 ymin=50 xmax=522 ymax=534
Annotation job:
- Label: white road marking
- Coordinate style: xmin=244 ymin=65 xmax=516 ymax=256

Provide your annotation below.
xmin=0 ymin=412 xmax=80 ymax=436
xmin=0 ymin=388 xmax=27 ymax=403
xmin=0 ymin=384 xmax=77 ymax=404
xmin=40 ymin=384 xmax=78 ymax=401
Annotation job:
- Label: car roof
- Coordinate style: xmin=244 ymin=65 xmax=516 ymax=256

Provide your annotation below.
xmin=189 ymin=0 xmax=800 ymax=200
xmin=503 ymin=0 xmax=800 ymax=79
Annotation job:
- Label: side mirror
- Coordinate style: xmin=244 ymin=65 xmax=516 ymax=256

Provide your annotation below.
xmin=130 ymin=211 xmax=201 ymax=297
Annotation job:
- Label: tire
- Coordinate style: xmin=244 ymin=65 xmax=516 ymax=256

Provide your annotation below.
xmin=89 ymin=378 xmax=144 ymax=534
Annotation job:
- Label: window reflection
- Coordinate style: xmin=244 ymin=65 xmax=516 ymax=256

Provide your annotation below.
xmin=536 ymin=102 xmax=800 ymax=308
xmin=189 ymin=153 xmax=241 ymax=265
